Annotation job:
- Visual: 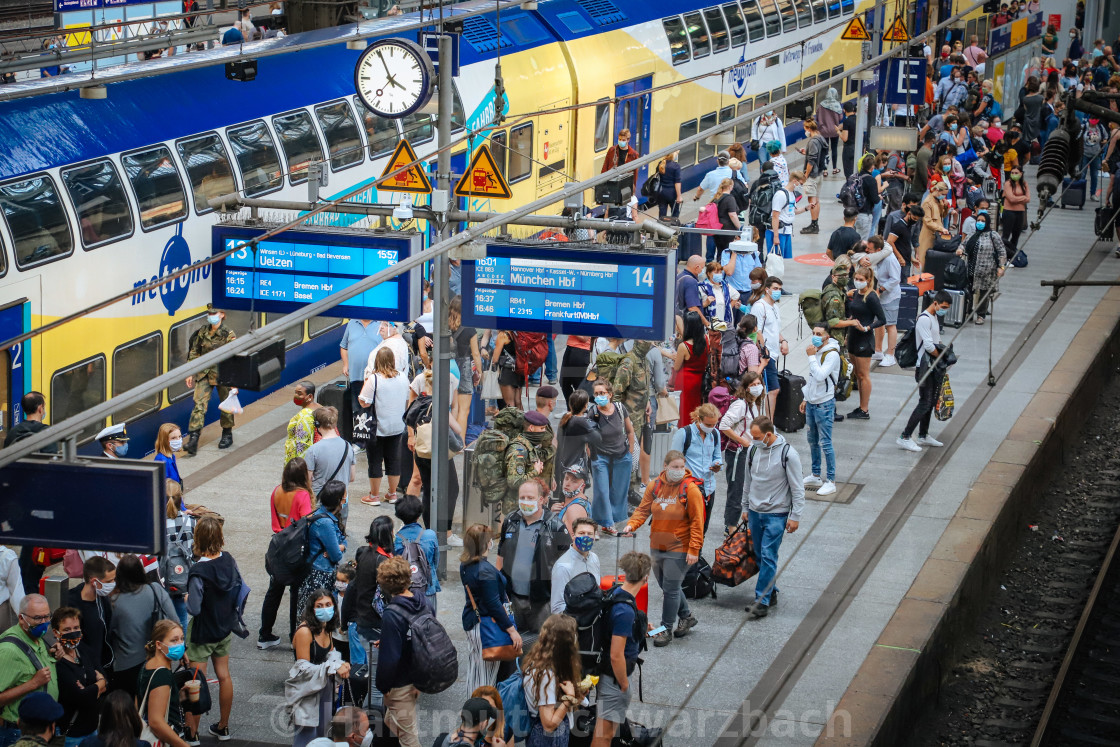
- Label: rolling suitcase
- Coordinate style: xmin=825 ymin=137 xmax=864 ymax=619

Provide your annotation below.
xmin=896 ymin=284 xmax=920 ymax=333
xmin=925 ymin=289 xmax=966 ymax=328
xmin=1060 ymin=177 xmax=1086 ymax=209
xmin=774 ymin=358 xmax=805 ymax=433
xmin=678 ymin=222 xmax=704 ymax=263
xmin=317 ymin=378 xmax=354 ymax=443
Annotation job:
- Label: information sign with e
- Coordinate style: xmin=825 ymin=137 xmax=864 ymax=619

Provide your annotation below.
xmin=461 ymin=244 xmax=673 ymax=340
xmin=211 ymin=226 xmax=422 ymax=321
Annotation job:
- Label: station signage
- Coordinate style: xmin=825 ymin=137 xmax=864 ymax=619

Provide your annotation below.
xmin=55 ymin=0 xmax=158 ymax=11
xmin=988 ymin=11 xmax=1043 ymax=57
xmin=210 ymin=226 xmax=422 ymax=321
xmin=461 ymin=244 xmax=674 ymax=340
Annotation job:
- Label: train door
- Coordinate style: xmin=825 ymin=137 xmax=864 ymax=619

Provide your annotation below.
xmin=0 ymin=299 xmax=29 ymax=445
xmin=535 ymin=99 xmax=573 ymax=199
xmin=614 ymin=77 xmax=653 ymax=189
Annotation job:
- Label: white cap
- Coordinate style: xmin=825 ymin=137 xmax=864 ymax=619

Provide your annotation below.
xmin=729 ymin=237 xmax=759 ymax=254
xmin=95 ymin=423 xmax=129 ymax=442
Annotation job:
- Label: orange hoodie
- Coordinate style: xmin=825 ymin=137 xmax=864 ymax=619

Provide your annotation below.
xmin=625 ymin=469 xmax=706 ymax=555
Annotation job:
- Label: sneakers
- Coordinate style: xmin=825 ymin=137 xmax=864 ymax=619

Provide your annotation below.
xmin=800 ymin=222 xmax=820 ymax=234
xmin=917 ymin=435 xmax=944 ymax=447
xmin=745 ymin=601 xmax=769 ymax=620
xmin=879 ymin=354 xmax=897 ymax=368
xmin=847 ymin=408 xmax=870 ymax=420
xmin=446 ymin=532 xmax=464 ymax=548
xmin=896 ymin=437 xmax=923 ymax=453
xmin=803 ymin=474 xmax=823 ymax=489
xmin=817 ymin=481 xmax=837 ymax=497
xmin=652 ymin=629 xmax=673 ymax=647
xmin=183 ymin=729 xmax=201 ymax=747
xmin=257 ymin=633 xmax=281 ymax=650
xmin=208 ymin=724 xmax=231 ymax=741
xmin=871 ymin=351 xmax=884 ymax=362
xmin=360 ymin=494 xmax=382 ymax=506
xmin=674 ymin=615 xmax=699 ymax=638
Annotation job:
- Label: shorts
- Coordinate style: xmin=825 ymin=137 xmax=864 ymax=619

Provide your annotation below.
xmin=455 ymin=357 xmax=473 ymax=395
xmin=185 ymin=619 xmax=231 ymax=661
xmin=803 ymin=175 xmax=823 ymax=198
xmin=883 ymin=298 xmax=900 ymax=326
xmin=596 ymin=673 xmax=633 ymax=724
xmin=763 ymin=358 xmax=779 ymax=392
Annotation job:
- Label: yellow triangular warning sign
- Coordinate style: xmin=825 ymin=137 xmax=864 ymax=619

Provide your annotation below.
xmin=454 ymin=144 xmax=513 ymax=200
xmin=885 ymin=16 xmax=910 ymax=42
xmin=840 ymin=16 xmax=871 ymax=41
xmin=379 ymin=139 xmax=432 ymax=195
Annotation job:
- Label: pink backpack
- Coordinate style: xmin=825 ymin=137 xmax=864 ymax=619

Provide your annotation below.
xmin=696 ymin=202 xmax=721 ymax=235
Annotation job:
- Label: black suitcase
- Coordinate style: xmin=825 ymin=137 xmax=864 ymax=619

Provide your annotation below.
xmin=774 ymin=359 xmax=805 ymax=433
xmin=897 ymin=284 xmax=920 ymax=333
xmin=317 ymin=378 xmax=354 ymax=443
xmin=678 ymin=222 xmax=704 ymax=263
xmin=1061 ymin=177 xmax=1086 ymax=209
xmin=925 ymin=289 xmax=967 ymax=328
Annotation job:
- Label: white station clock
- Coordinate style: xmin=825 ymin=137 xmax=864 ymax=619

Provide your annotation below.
xmin=353 ymin=38 xmax=435 ymax=119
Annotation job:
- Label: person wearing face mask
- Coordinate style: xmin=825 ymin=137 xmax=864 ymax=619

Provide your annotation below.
xmin=329 ymin=707 xmax=371 ymax=747
xmin=1001 ymin=167 xmax=1030 ymax=261
xmin=750 ymin=110 xmax=786 ymax=165
xmin=496 ymin=482 xmax=570 ymax=635
xmin=506 ymin=411 xmax=557 ymax=510
xmin=65 ymin=558 xmax=114 ymax=673
xmin=341 ymin=516 xmax=394 ymax=688
xmin=739 ymin=417 xmax=804 ymax=620
xmin=919 ymin=182 xmax=951 ymax=270
xmin=300 ymin=481 xmax=349 ymax=614
xmin=669 ymin=404 xmax=723 ymax=534
xmin=107 ymin=555 xmax=176 ymax=697
xmin=552 ymin=461 xmax=592 ymax=536
xmin=588 ymin=380 xmax=636 ymax=533
xmin=749 ymin=278 xmax=788 ymax=417
xmin=152 ymin=423 xmax=184 ymax=488
xmin=289 ymin=590 xmax=352 ymax=747
xmin=550 ymin=517 xmax=601 ymax=614
xmin=183 ymin=304 xmax=236 ymax=455
xmin=611 ymin=340 xmax=655 ymax=494
xmin=285 ymin=381 xmax=319 ymax=465
xmin=95 ymin=424 xmax=129 ymax=460
xmin=718 ymin=372 xmax=766 ymax=532
xmin=459 ymin=524 xmax=520 ymax=692
xmin=623 ymin=452 xmax=704 ymax=647
xmin=0 ymin=594 xmax=60 ymax=747
xmin=800 ymin=325 xmax=840 ymax=497
xmin=135 ymin=620 xmax=190 ymax=747
xmin=1081 ymin=116 xmax=1107 ymax=201
xmin=50 ymin=608 xmax=105 ymax=747
xmin=963 ymin=209 xmax=1007 ymax=324
xmin=898 ymin=292 xmax=954 ymax=452
xmin=698 ymin=260 xmax=741 ymax=328
xmin=601 ymin=128 xmax=640 ymax=195
xmin=843 ymin=265 xmax=886 ymax=420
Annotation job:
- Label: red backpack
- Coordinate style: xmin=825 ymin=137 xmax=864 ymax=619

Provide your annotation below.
xmin=514 ymin=332 xmax=549 ymax=383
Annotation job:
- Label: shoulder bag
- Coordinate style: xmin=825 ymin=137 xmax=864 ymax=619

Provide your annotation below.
xmin=317 ymin=445 xmax=351 ymax=500
xmin=464 ymin=585 xmax=518 ymax=661
xmin=352 ymin=376 xmax=378 ymax=447
xmin=138 ymin=667 xmax=173 ymax=747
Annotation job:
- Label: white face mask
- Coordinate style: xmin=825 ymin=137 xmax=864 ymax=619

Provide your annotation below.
xmin=698 ymin=423 xmax=715 ymax=434
xmin=95 ymin=580 xmax=115 ymax=597
xmin=518 ymin=500 xmax=538 ymax=516
xmin=665 ymin=468 xmax=686 ymax=483
xmin=361 ymin=730 xmax=374 ymax=747
xmin=853 ymin=279 xmax=868 ymax=290
xmin=748 ymin=384 xmax=764 ymax=397
xmin=169 ymin=438 xmax=183 ymax=452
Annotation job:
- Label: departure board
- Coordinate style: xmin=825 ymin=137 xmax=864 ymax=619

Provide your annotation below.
xmin=211 ymin=227 xmax=421 ymax=321
xmin=462 ymin=244 xmax=673 ymax=340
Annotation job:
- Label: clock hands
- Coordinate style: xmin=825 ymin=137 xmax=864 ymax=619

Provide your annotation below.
xmin=375 ymin=50 xmax=406 ymax=91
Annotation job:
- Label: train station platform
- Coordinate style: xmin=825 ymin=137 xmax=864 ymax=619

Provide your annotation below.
xmin=170 ymin=166 xmax=1120 ymax=746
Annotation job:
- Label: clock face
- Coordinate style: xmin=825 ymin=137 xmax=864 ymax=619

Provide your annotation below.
xmin=354 ymin=38 xmax=434 ymax=119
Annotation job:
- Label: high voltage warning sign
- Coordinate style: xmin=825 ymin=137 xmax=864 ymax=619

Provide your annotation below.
xmin=885 ymin=16 xmax=911 ymax=42
xmin=454 ymin=144 xmax=513 ymax=200
xmin=379 ymin=139 xmax=433 ymax=194
xmin=840 ymin=16 xmax=871 ymax=41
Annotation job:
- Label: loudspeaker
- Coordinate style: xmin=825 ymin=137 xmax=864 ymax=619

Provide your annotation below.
xmin=218 ymin=339 xmax=285 ymax=390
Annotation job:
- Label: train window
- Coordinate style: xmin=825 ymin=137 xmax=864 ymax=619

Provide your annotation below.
xmin=508 ymin=123 xmax=532 ymax=184
xmin=809 ymin=0 xmax=827 ymax=22
xmin=683 ymin=12 xmax=710 ymax=59
xmin=593 ymin=100 xmax=611 ymax=152
xmin=120 ymin=147 xmax=188 ymax=231
xmin=678 ymin=120 xmax=698 ymax=168
xmin=827 ymin=0 xmax=840 ymax=19
xmin=662 ymin=17 xmax=691 ymax=65
xmin=263 ymin=313 xmax=304 ymax=350
xmin=402 ymin=112 xmax=434 ymax=145
xmin=111 ymin=333 xmax=162 ymax=424
xmin=0 ymin=175 xmax=74 ymax=269
xmin=784 ymin=81 xmax=801 ymax=120
xmin=273 ymin=110 xmax=325 ymax=185
xmin=60 ymin=160 xmax=134 ymax=249
xmin=360 ymin=110 xmax=400 ymax=159
xmin=308 ymin=316 xmax=343 ymax=338
xmin=697 ymin=111 xmax=718 ymax=162
xmin=490 ymin=130 xmax=509 ymax=178
xmin=451 ymin=86 xmax=466 ymax=134
xmin=792 ymin=0 xmax=812 ymax=26
xmin=166 ymin=309 xmax=255 ymax=403
xmin=51 ymin=355 xmax=105 ymax=443
xmin=176 ymin=134 xmax=238 ymax=215
xmin=840 ymin=0 xmax=852 ymax=14
xmin=741 ymin=0 xmax=765 ymax=41
xmin=227 ymin=121 xmax=283 ymax=197
xmin=771 ymin=86 xmax=786 ymax=120
xmin=803 ymin=74 xmax=818 ymax=107
xmin=703 ymin=8 xmax=729 ymax=53
xmin=756 ymin=0 xmax=781 ymax=36
xmin=0 ymin=235 xmax=6 ymax=277
xmin=734 ymin=102 xmax=752 ymax=143
xmin=832 ymin=65 xmax=844 ymax=80
xmin=722 ymin=3 xmax=746 ymax=46
xmin=720 ymin=105 xmax=735 ymax=124
xmin=775 ymin=0 xmax=797 ymax=32
xmin=315 ymin=101 xmax=363 ymax=172
xmin=754 ymin=92 xmax=770 ymax=114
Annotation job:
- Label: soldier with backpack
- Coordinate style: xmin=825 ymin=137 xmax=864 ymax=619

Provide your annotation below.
xmin=612 ymin=340 xmax=655 ymax=493
xmin=392 ymin=496 xmax=439 ymax=612
xmin=506 ymin=411 xmax=556 ymax=507
xmin=496 ymin=481 xmax=571 ymax=635
xmin=472 ymin=408 xmax=528 ymax=517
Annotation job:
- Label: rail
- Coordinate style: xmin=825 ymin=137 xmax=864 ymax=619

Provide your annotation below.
xmin=1040 ymin=278 xmax=1120 ymax=300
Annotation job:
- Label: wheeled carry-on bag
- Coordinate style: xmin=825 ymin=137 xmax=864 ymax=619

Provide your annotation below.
xmin=897 ymin=284 xmax=921 ymax=333
xmin=925 ymin=289 xmax=967 ymax=328
xmin=774 ymin=357 xmax=805 ymax=433
xmin=1060 ymin=177 xmax=1087 ymax=209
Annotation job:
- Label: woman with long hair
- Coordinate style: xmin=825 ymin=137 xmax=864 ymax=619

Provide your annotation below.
xmin=404 ymin=369 xmax=464 ymax=532
xmin=449 ymin=296 xmax=483 ymax=436
xmin=342 ymin=516 xmax=394 ymax=672
xmin=152 ymin=423 xmax=183 ymax=488
xmin=588 ymin=379 xmax=635 ymax=535
xmin=461 ymin=523 xmax=521 ymax=692
xmin=289 ymin=589 xmax=351 ymax=747
xmin=520 ymin=615 xmax=582 ymax=747
xmin=358 ymin=346 xmax=410 ymax=507
xmin=673 ymin=311 xmax=708 ymax=429
xmin=918 ymin=181 xmax=951 ymax=269
xmin=163 ymin=480 xmax=194 ymax=632
xmin=735 ymin=314 xmax=769 ymax=379
xmin=298 ymin=480 xmax=347 ymax=613
xmin=711 ymin=178 xmax=742 ymax=256
xmin=136 ymin=620 xmax=190 ymax=747
xmin=85 ymin=690 xmax=145 ymax=747
xmin=490 ymin=330 xmax=520 ymax=409
xmin=471 ymin=686 xmax=509 ymax=747
xmin=744 ymin=267 xmax=769 ymax=307
xmin=259 ymin=457 xmax=315 ymax=648
xmin=718 ymin=371 xmax=766 ymax=533
xmin=555 ymin=389 xmax=600 ymax=493
xmin=655 ymin=150 xmax=682 ymax=222
xmin=1001 ymin=165 xmax=1030 ymax=260
xmin=844 ymin=265 xmax=886 ymax=420
xmin=107 ymin=555 xmax=176 ymax=697
xmin=698 ymin=259 xmax=740 ymax=329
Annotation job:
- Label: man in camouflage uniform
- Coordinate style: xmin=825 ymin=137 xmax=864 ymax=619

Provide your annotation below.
xmin=612 ymin=340 xmax=653 ymax=492
xmin=184 ymin=304 xmax=236 ymax=454
xmin=821 ymin=259 xmax=851 ymax=423
xmin=504 ymin=410 xmax=555 ymax=515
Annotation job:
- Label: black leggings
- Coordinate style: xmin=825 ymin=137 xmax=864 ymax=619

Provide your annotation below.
xmin=902 ymin=369 xmax=943 ymax=439
xmin=258 ymin=574 xmax=299 ymax=639
xmin=366 ymin=432 xmax=404 ymax=478
xmin=560 ymin=345 xmax=591 ymax=404
xmin=1001 ymin=210 xmax=1026 ymax=259
xmin=416 ymin=456 xmax=460 ymax=532
xmin=827 ymin=136 xmax=840 ymax=170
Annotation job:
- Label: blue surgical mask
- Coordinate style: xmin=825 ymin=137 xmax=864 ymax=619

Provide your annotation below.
xmin=712 ymin=272 xmax=724 ymax=283
xmin=950 ymin=123 xmax=958 ymax=131
xmin=936 ymin=307 xmax=949 ymax=317
xmin=618 ymin=139 xmax=628 ymax=149
xmin=770 ymin=290 xmax=782 ymax=302
xmin=811 ymin=335 xmax=823 ymax=347
xmin=207 ymin=314 xmax=221 ymax=326
xmin=314 ymin=605 xmax=335 ymax=622
xmin=114 ymin=443 xmax=129 ymax=457
xmin=594 ymin=394 xmax=610 ymax=407
xmin=165 ymin=643 xmax=186 ymax=661
xmin=27 ymin=621 xmax=49 ymax=638
xmin=573 ymin=535 xmax=595 ymax=553
xmin=976 ymin=220 xmax=987 ymax=231
xmin=942 ymin=164 xmax=951 ymax=173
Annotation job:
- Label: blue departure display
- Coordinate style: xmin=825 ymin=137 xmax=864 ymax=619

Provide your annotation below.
xmin=462 ymin=245 xmax=672 ymax=340
xmin=211 ymin=227 xmax=420 ymax=321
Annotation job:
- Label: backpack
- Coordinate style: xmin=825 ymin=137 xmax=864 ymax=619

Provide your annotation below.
xmin=640 ymin=167 xmax=662 ymax=198
xmin=810 ymin=135 xmax=829 ymax=174
xmin=730 ymin=177 xmax=750 ymax=212
xmin=160 ymin=517 xmax=194 ymax=596
xmin=400 ymin=538 xmax=433 ymax=599
xmin=389 ymin=599 xmax=458 ymax=694
xmin=930 ymin=138 xmax=954 ymax=164
xmin=943 ymin=256 xmax=969 ymax=290
xmin=719 ymin=329 xmax=743 ymax=378
xmin=696 ymin=201 xmax=721 ymax=234
xmin=497 ymin=670 xmax=533 ymax=739
xmin=514 ymin=332 xmax=548 ymax=383
xmin=798 ymin=288 xmax=824 ymax=331
xmin=822 ymin=349 xmax=853 ymax=402
xmin=565 ymin=574 xmax=648 ymax=675
xmin=747 ymin=172 xmax=781 ymax=228
xmin=682 ymin=557 xmax=716 ymax=600
xmin=585 ymin=350 xmax=626 ymax=390
xmin=839 ymin=173 xmax=865 ymax=210
xmin=471 ymin=426 xmax=512 ymax=507
xmin=964 ymin=183 xmax=986 ymax=209
xmin=264 ymin=514 xmax=330 ymax=585
xmin=895 ymin=313 xmax=932 ymax=369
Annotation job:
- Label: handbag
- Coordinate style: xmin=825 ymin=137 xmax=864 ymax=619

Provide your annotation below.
xmin=414 ymin=400 xmax=435 ymax=459
xmin=465 ymin=585 xmax=519 ymax=661
xmin=934 ymin=375 xmax=955 ymax=421
xmin=498 ymin=349 xmax=516 ymax=370
xmin=173 ymin=663 xmax=213 ymax=715
xmin=711 ymin=522 xmax=758 ymax=587
xmin=765 ymin=247 xmax=785 ymax=278
xmin=139 ymin=667 xmax=172 ymax=746
xmin=481 ymin=369 xmax=502 ymax=400
xmin=655 ymin=394 xmax=679 ymax=427
xmin=351 ymin=377 xmax=378 ymax=447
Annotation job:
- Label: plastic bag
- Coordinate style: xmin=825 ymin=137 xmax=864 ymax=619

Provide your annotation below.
xmin=218 ymin=389 xmax=242 ymax=414
xmin=481 ymin=369 xmax=502 ymax=401
xmin=765 ymin=247 xmax=785 ymax=279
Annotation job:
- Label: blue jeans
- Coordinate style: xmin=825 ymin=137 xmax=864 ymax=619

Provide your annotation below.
xmin=348 ymin=622 xmax=380 ymax=667
xmin=806 ymin=400 xmax=836 ymax=482
xmin=758 ymin=148 xmax=771 ymax=165
xmin=763 ymin=358 xmax=779 ymax=392
xmin=764 ymin=230 xmax=792 ymax=259
xmin=171 ymin=594 xmax=189 ymax=633
xmin=1082 ymin=152 xmax=1102 ymax=195
xmin=592 ymin=452 xmax=633 ymax=528
xmin=871 ymin=200 xmax=882 ymax=239
xmin=748 ymin=510 xmax=789 ymax=606
xmin=545 ymin=336 xmax=557 ymax=381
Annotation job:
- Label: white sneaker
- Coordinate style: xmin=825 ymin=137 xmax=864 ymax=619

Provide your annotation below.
xmin=916 ymin=435 xmax=944 ymax=447
xmin=879 ymin=354 xmax=897 ymax=368
xmin=871 ymin=351 xmax=884 ymax=362
xmin=896 ymin=437 xmax=923 ymax=453
xmin=446 ymin=532 xmax=464 ymax=547
xmin=803 ymin=474 xmax=823 ymax=489
xmin=816 ymin=481 xmax=837 ymax=496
